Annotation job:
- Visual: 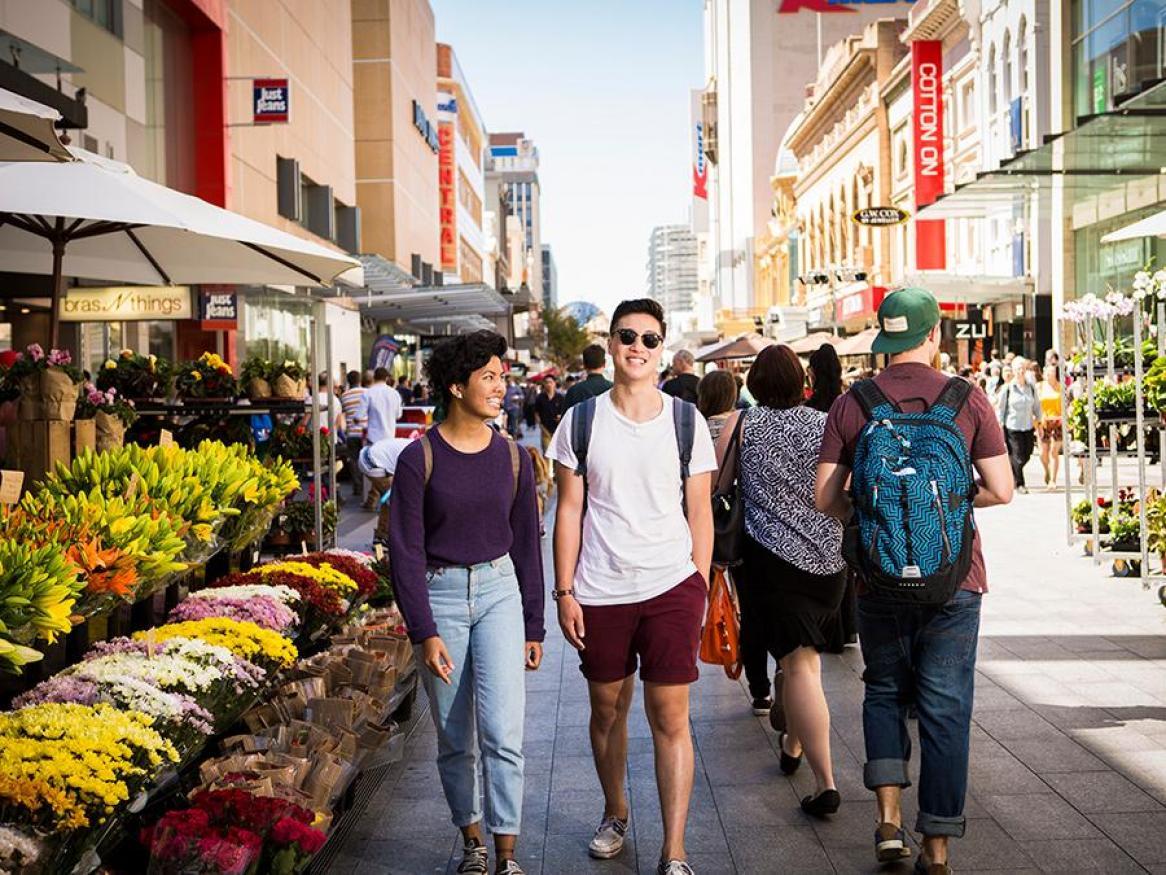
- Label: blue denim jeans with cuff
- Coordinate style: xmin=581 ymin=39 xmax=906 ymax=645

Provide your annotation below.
xmin=417 ymin=555 xmax=526 ymax=834
xmin=857 ymin=588 xmax=982 ymax=838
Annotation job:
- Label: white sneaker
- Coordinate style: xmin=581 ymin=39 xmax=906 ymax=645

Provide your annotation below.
xmin=588 ymin=815 xmax=628 ymax=859
xmin=657 ymin=860 xmax=695 ymax=875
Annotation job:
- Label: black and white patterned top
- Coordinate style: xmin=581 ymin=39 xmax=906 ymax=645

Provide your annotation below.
xmin=739 ymin=405 xmax=845 ymax=575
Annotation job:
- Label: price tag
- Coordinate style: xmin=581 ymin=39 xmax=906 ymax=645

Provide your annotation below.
xmin=301 ymin=540 xmax=308 ymax=556
xmin=124 ymin=471 xmax=141 ymax=501
xmin=0 ymin=470 xmax=24 ymax=504
xmin=159 ymin=429 xmax=174 ymax=447
xmin=374 ymin=543 xmax=385 ymax=561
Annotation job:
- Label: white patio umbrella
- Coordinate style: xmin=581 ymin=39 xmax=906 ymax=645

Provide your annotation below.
xmin=695 ymin=334 xmax=775 ymax=363
xmin=0 ymin=88 xmax=70 ymax=162
xmin=0 ymin=148 xmax=360 ymax=347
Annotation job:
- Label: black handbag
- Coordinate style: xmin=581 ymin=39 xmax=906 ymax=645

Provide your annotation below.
xmin=711 ymin=412 xmax=746 ymax=566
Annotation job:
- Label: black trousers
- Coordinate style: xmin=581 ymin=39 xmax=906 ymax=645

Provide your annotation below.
xmin=1005 ymin=428 xmax=1036 ymax=487
xmin=732 ymin=571 xmax=772 ymax=700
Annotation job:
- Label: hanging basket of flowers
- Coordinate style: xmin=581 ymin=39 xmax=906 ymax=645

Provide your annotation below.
xmin=77 ymin=384 xmax=138 ymax=452
xmin=95 ymin=349 xmax=172 ymax=400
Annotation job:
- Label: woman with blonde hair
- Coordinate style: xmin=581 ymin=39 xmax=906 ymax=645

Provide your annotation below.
xmin=1037 ymin=364 xmax=1063 ymax=489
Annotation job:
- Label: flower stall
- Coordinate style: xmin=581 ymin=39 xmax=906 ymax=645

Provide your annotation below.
xmin=1060 ymin=271 xmax=1166 ymax=593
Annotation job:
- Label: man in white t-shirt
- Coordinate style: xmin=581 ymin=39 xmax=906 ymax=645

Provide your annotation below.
xmin=547 ymin=298 xmax=715 ymax=875
xmin=365 ymin=367 xmax=403 ymax=444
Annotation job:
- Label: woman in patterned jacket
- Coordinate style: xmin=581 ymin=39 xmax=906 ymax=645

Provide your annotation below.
xmin=714 ymin=344 xmax=846 ymax=819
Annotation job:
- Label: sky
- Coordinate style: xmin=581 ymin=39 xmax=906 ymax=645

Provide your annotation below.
xmin=432 ymin=0 xmax=704 ymax=318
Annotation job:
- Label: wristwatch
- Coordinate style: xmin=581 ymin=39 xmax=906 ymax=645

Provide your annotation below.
xmin=552 ymin=588 xmax=575 ymax=602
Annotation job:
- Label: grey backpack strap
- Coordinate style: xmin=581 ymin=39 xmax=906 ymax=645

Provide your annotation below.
xmin=570 ymin=397 xmax=597 ymax=514
xmin=570 ymin=397 xmax=597 ymax=478
xmin=673 ymin=396 xmax=695 ymax=482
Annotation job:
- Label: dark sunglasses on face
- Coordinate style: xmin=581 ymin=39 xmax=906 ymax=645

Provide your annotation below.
xmin=614 ymin=328 xmax=664 ymax=349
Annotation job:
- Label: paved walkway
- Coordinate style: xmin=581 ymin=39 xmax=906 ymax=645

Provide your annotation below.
xmin=331 ymin=455 xmax=1166 ymax=873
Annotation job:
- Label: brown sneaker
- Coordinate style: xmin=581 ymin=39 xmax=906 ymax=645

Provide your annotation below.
xmin=875 ymin=823 xmax=912 ymax=863
xmin=914 ymin=856 xmax=952 ymax=874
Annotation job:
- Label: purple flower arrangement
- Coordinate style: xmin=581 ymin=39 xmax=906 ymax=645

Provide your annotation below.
xmin=168 ymin=594 xmax=298 ymax=634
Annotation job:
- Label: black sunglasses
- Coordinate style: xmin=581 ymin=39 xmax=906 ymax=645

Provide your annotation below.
xmin=614 ymin=328 xmax=664 ymax=349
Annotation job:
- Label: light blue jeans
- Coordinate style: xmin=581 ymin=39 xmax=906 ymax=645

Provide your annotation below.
xmin=417 ymin=555 xmax=526 ymax=834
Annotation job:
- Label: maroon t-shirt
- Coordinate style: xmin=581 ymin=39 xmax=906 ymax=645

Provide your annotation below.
xmin=819 ymin=363 xmax=1007 ymax=593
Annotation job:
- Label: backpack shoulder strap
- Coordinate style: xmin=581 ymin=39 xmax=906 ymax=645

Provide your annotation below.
xmin=508 ymin=438 xmax=521 ymax=503
xmin=570 ymin=397 xmax=597 ymax=477
xmin=931 ymin=376 xmax=974 ymax=420
xmin=420 ymin=434 xmax=433 ymax=488
xmin=673 ymin=396 xmax=695 ymax=481
xmin=851 ymin=379 xmax=895 ymax=420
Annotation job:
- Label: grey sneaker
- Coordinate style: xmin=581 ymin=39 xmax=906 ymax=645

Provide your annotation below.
xmin=657 ymin=860 xmax=695 ymax=875
xmin=457 ymin=839 xmax=488 ymax=874
xmin=587 ymin=815 xmax=628 ymax=859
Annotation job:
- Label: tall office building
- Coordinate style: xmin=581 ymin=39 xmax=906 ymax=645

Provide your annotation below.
xmin=647 ymin=225 xmax=699 ymax=326
xmin=486 ymin=132 xmax=541 ymax=295
xmin=541 ymin=245 xmax=557 ymax=310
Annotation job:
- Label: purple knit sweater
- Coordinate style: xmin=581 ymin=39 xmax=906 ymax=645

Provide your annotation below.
xmin=388 ymin=428 xmax=546 ymax=644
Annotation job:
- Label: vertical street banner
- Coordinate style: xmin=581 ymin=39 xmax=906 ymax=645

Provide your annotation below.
xmin=438 ymin=122 xmax=457 ymax=272
xmin=911 ymin=40 xmax=946 ymax=271
xmin=690 ymin=89 xmax=709 ymax=233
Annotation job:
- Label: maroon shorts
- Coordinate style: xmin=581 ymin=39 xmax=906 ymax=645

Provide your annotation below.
xmin=578 ymin=572 xmax=707 ymax=684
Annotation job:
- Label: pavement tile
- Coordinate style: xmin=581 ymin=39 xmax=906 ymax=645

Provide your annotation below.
xmin=1024 ymin=838 xmax=1147 ymax=872
xmin=722 ymin=824 xmax=834 ymax=874
xmin=977 ymin=793 xmax=1103 ymax=842
xmin=1005 ymin=736 xmax=1111 ymax=774
xmin=1042 ymin=770 xmax=1164 ymax=813
xmin=1090 ymin=810 xmax=1166 ymax=866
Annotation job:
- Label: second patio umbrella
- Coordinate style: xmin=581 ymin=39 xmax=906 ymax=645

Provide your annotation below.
xmin=695 ymin=334 xmax=775 ymax=362
xmin=0 ymin=148 xmax=361 ymax=347
xmin=0 ymin=88 xmax=70 ymax=162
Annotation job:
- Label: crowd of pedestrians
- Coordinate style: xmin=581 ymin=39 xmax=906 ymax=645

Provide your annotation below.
xmin=370 ymin=287 xmax=1030 ymax=875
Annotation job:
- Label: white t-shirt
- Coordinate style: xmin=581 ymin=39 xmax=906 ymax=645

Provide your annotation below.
xmin=365 ymin=382 xmax=403 ymax=443
xmin=547 ymin=391 xmax=717 ymax=605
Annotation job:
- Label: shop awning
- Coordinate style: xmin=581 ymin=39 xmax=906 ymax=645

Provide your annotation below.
xmin=834 ymin=327 xmax=880 ymax=357
xmin=359 ymin=282 xmax=510 ymax=335
xmin=1101 ymin=207 xmax=1166 ymax=243
xmin=359 ymin=253 xmax=417 ymax=293
xmin=898 ymin=273 xmax=1030 ymax=304
xmin=917 ymin=80 xmax=1166 ymax=220
xmin=695 ymin=334 xmax=774 ymax=363
xmin=788 ymin=332 xmax=839 ymax=355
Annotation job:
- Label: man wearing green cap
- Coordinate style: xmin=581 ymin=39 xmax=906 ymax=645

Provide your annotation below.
xmin=813 ymin=287 xmax=1014 ymax=875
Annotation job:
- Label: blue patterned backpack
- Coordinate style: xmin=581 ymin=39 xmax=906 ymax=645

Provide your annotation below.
xmin=845 ymin=377 xmax=977 ymax=605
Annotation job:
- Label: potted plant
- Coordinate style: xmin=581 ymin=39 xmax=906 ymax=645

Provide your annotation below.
xmin=1107 ymin=511 xmax=1141 ymax=553
xmin=271 ymin=359 xmax=307 ymax=400
xmin=77 ymin=384 xmax=138 ymax=452
xmin=95 ymin=349 xmax=172 ymax=400
xmin=174 ymin=352 xmax=238 ymax=403
xmin=8 ymin=344 xmax=84 ymax=420
xmin=240 ymin=356 xmax=274 ymax=400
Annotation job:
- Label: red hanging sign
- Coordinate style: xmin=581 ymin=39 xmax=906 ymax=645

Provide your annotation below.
xmin=911 ymin=40 xmax=946 ymax=271
xmin=438 ymin=123 xmax=457 ymax=272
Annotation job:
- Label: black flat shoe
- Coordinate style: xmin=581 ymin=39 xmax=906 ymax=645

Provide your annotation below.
xmin=800 ymin=788 xmax=841 ymax=817
xmin=778 ymin=731 xmax=802 ymax=775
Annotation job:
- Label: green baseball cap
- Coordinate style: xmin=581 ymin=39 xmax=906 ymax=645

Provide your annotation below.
xmin=871 ymin=287 xmax=941 ymax=354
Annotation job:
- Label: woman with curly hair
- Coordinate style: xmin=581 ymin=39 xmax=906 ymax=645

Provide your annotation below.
xmin=389 ymin=330 xmax=545 ymax=875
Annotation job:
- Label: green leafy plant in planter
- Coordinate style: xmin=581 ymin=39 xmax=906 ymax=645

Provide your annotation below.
xmin=174 ymin=352 xmax=238 ymax=400
xmin=239 ymin=356 xmax=274 ymax=399
xmin=96 ymin=349 xmax=172 ymax=399
xmin=1072 ymin=498 xmax=1112 ymax=534
xmin=1145 ymin=490 xmax=1166 ymax=563
xmin=282 ymin=499 xmax=337 ymax=546
xmin=369 ymin=554 xmax=394 ymax=606
xmin=1107 ymin=511 xmax=1141 ymax=552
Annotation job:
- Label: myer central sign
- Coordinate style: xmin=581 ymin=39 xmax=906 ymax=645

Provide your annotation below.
xmin=59 ymin=286 xmax=193 ymax=322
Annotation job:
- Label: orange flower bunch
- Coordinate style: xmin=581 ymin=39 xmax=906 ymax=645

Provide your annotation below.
xmin=66 ymin=539 xmax=138 ymax=599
